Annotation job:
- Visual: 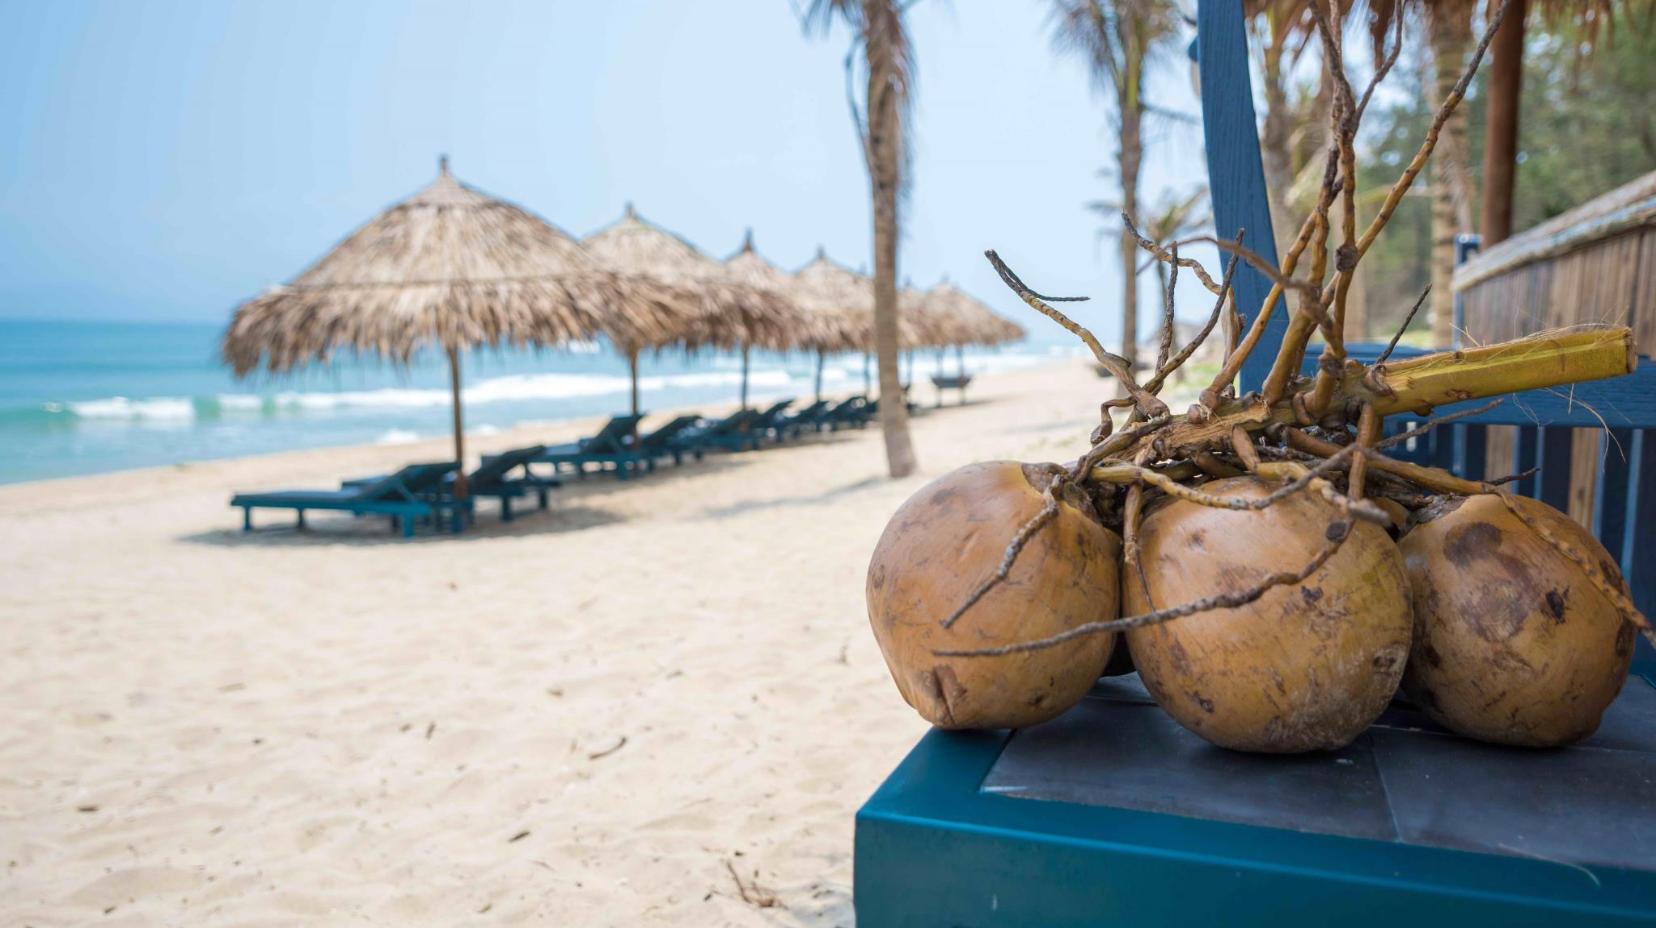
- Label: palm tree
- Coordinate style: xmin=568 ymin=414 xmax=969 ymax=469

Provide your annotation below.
xmin=1050 ymin=0 xmax=1183 ymax=378
xmin=803 ymin=0 xmax=917 ymax=478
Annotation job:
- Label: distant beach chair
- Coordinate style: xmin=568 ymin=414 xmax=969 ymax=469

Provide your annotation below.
xmin=634 ymin=414 xmax=705 ymax=467
xmin=677 ymin=407 xmax=766 ymax=454
xmin=353 ymin=445 xmax=560 ymax=523
xmin=748 ymin=399 xmax=797 ymax=443
xmin=529 ymin=413 xmax=648 ymax=479
xmin=930 ymin=373 xmax=973 ymax=406
xmin=824 ymin=396 xmax=873 ymax=431
xmin=778 ymin=399 xmax=832 ymax=437
xmin=231 ymin=461 xmax=459 ymax=538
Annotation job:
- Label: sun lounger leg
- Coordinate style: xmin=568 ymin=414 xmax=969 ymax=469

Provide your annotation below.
xmin=242 ymin=507 xmax=252 ymax=532
xmin=537 ymin=488 xmax=549 ymax=509
xmin=296 ymin=509 xmax=306 ymax=531
xmin=501 ymin=496 xmax=513 ymax=522
xmin=402 ymin=514 xmax=415 ymax=538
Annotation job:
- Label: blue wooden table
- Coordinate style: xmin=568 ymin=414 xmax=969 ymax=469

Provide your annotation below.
xmin=852 ymin=2 xmax=1656 ymax=924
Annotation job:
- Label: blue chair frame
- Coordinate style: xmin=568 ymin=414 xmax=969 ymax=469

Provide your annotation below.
xmin=231 ymin=461 xmax=460 ymax=538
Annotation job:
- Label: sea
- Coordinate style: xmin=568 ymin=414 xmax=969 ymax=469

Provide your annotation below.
xmin=0 ymin=318 xmax=1067 ymax=485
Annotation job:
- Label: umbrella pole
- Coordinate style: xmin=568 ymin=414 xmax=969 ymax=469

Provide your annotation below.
xmin=628 ymin=349 xmax=642 ymax=445
xmin=447 ymin=346 xmax=468 ymax=500
xmin=957 ymin=344 xmax=965 ymax=377
xmin=740 ymin=345 xmax=751 ymax=410
xmin=863 ymin=353 xmax=871 ymax=395
xmin=814 ymin=350 xmax=824 ymax=403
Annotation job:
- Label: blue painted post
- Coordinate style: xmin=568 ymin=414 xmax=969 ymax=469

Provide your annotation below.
xmin=1537 ymin=427 xmax=1573 ymax=513
xmin=1593 ymin=427 xmax=1634 ymax=565
xmin=1196 ymin=0 xmax=1282 ymax=389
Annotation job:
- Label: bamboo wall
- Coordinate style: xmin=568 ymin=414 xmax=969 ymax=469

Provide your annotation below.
xmin=1453 ymin=171 xmax=1656 ymax=526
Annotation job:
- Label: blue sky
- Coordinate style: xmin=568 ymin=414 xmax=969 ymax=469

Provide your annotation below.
xmin=0 ymin=0 xmax=1217 ymax=347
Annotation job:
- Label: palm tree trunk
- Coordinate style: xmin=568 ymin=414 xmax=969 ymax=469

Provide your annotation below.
xmin=446 ymin=346 xmax=468 ymax=499
xmin=866 ymin=0 xmax=916 ymax=478
xmin=1118 ymin=97 xmax=1143 ymax=377
xmin=1480 ymin=0 xmax=1525 ymax=246
xmin=1427 ymin=0 xmax=1477 ymax=347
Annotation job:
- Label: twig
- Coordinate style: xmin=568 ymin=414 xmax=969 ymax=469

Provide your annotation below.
xmin=1122 ymin=213 xmax=1221 ymax=294
xmin=1349 ymin=403 xmax=1378 ymax=500
xmin=1090 ymin=446 xmax=1388 ymax=525
xmin=1157 ymin=243 xmax=1178 ymax=372
xmin=1374 ymin=399 xmax=1504 ymax=451
xmin=1170 ymin=234 xmax=1319 ymax=298
xmin=1488 ymin=466 xmax=1537 ymax=487
xmin=939 ymin=474 xmax=1063 ymax=629
xmin=1144 ymin=232 xmax=1242 ymax=395
xmin=1376 ymin=286 xmax=1430 ymax=365
xmin=588 ymin=736 xmax=628 ymax=760
xmin=724 ymin=859 xmax=781 ymax=909
xmin=986 ymin=249 xmax=1168 ymax=418
xmin=936 ymin=521 xmax=1353 ymax=657
xmin=1496 ymin=492 xmax=1654 ymax=646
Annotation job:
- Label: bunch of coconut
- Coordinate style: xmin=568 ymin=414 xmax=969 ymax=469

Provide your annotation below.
xmin=865 ymin=0 xmax=1651 ymax=753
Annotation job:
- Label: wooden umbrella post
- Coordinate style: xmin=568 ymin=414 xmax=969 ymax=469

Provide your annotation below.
xmin=863 ymin=352 xmax=872 ymax=394
xmin=814 ymin=349 xmax=825 ymax=403
xmin=628 ymin=348 xmax=642 ymax=445
xmin=956 ymin=344 xmax=965 ymax=377
xmin=446 ymin=346 xmax=468 ymax=500
xmin=740 ymin=344 xmax=751 ymax=410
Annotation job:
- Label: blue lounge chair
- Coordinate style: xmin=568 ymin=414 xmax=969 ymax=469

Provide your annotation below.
xmin=676 ymin=408 xmax=766 ymax=454
xmin=748 ymin=398 xmax=797 ymax=442
xmin=231 ymin=461 xmax=459 ymax=538
xmin=632 ymin=414 xmax=705 ymax=467
xmin=530 ymin=413 xmax=647 ymax=479
xmin=777 ymin=399 xmax=831 ymax=438
xmin=824 ymin=396 xmax=873 ymax=431
xmin=350 ymin=445 xmax=560 ymax=523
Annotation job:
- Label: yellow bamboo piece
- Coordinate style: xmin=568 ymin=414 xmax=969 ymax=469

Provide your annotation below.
xmin=1138 ymin=326 xmax=1636 ymax=461
xmin=1353 ymin=327 xmax=1636 ymax=417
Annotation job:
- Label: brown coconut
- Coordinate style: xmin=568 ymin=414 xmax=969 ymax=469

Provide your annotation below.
xmin=1399 ymin=493 xmax=1635 ymax=747
xmin=1126 ymin=476 xmax=1413 ymax=753
xmin=866 ymin=461 xmax=1121 ymax=729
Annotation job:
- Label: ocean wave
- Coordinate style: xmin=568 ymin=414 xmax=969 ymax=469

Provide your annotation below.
xmin=46 ymin=352 xmax=1058 ymax=424
xmin=68 ymin=396 xmax=197 ymax=420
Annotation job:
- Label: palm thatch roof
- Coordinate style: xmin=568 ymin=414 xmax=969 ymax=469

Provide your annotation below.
xmin=583 ymin=206 xmax=807 ymax=352
xmin=923 ymin=281 xmax=1026 ymax=346
xmin=790 ymin=247 xmax=877 ymax=352
xmin=223 ymin=160 xmax=695 ymax=376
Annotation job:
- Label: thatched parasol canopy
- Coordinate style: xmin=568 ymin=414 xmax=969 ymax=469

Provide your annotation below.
xmin=923 ymin=281 xmax=1025 ymax=347
xmin=223 ymin=158 xmax=694 ymax=495
xmin=584 ymin=206 xmax=807 ymax=411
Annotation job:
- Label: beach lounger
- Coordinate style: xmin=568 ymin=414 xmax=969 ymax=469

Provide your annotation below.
xmin=632 ymin=414 xmax=704 ymax=467
xmin=351 ymin=445 xmax=561 ymax=523
xmin=824 ymin=396 xmax=872 ymax=431
xmin=748 ymin=399 xmax=796 ymax=442
xmin=777 ymin=399 xmax=830 ymax=438
xmin=231 ymin=461 xmax=459 ymax=538
xmin=530 ymin=413 xmax=647 ymax=479
xmin=675 ymin=408 xmax=765 ymax=454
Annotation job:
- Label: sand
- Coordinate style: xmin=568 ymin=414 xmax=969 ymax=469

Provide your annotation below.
xmin=0 ymin=360 xmax=1114 ymax=926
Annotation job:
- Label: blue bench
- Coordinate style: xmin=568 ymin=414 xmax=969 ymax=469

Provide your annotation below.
xmin=852 ymin=3 xmax=1656 ymax=924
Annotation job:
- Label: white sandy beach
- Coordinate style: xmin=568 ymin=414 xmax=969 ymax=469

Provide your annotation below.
xmin=1 ymin=360 xmax=1122 ymax=926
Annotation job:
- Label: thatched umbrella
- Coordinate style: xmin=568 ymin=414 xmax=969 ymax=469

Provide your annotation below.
xmin=728 ymin=232 xmax=859 ymax=402
xmin=223 ymin=158 xmax=693 ymax=497
xmin=585 ymin=207 xmax=804 ymax=412
xmin=794 ymin=247 xmax=897 ymax=394
xmin=921 ymin=280 xmax=1025 ymax=374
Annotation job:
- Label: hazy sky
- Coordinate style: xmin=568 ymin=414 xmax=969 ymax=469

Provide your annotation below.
xmin=0 ymin=0 xmax=1218 ymax=346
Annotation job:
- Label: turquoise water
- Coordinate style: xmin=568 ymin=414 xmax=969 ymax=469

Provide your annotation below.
xmin=0 ymin=318 xmax=1056 ymax=485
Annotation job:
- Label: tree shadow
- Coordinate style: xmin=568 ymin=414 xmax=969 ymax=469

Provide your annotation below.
xmin=696 ymin=474 xmax=887 ymax=520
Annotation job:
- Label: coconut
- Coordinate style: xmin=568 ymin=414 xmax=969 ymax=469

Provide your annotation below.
xmin=1125 ymin=475 xmax=1413 ymax=753
xmin=1399 ymin=493 xmax=1635 ymax=747
xmin=866 ymin=461 xmax=1121 ymax=729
